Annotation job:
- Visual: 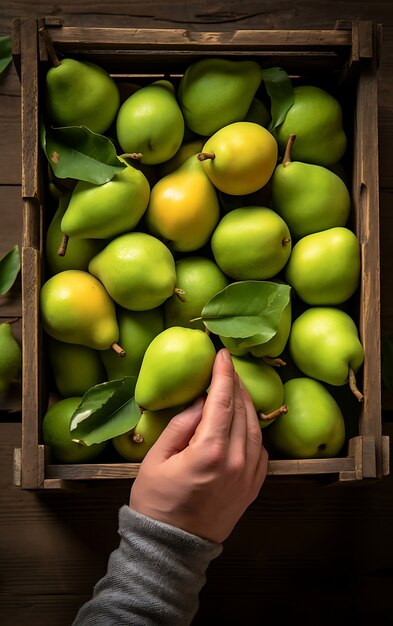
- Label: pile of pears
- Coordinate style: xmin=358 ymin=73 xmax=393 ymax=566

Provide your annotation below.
xmin=39 ymin=50 xmax=364 ymax=465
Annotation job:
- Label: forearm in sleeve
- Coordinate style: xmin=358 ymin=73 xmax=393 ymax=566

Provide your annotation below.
xmin=72 ymin=504 xmax=222 ymax=626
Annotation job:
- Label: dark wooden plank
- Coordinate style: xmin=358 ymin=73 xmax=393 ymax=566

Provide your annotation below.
xmin=0 ymin=186 xmax=22 ymax=319
xmin=0 ymin=65 xmax=22 ymax=185
xmin=1 ymin=423 xmax=393 ymax=626
xmin=377 ymin=26 xmax=393 ymax=189
xmin=1 ymin=1 xmax=393 ymax=31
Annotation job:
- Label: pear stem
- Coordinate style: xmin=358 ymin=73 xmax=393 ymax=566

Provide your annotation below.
xmin=57 ymin=233 xmax=69 ymax=257
xmin=39 ymin=27 xmax=61 ymax=68
xmin=262 ymin=356 xmax=286 ymax=368
xmin=174 ymin=287 xmax=186 ymax=303
xmin=132 ymin=433 xmax=144 ymax=444
xmin=348 ymin=368 xmax=364 ymax=402
xmin=189 ymin=316 xmax=202 ymax=323
xmin=260 ymin=405 xmax=288 ymax=422
xmin=197 ymin=152 xmax=216 ymax=162
xmin=282 ymin=133 xmax=296 ymax=167
xmin=121 ymin=152 xmax=143 ymax=161
xmin=111 ymin=342 xmax=126 ymax=358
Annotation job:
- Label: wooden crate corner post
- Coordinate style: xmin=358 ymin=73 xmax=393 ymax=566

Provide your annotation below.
xmin=18 ymin=18 xmax=43 ymax=489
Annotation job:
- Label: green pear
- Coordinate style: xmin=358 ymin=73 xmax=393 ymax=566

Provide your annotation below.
xmin=268 ymin=378 xmax=345 ymax=458
xmin=285 ymin=227 xmax=360 ymax=305
xmin=250 ymin=300 xmax=292 ymax=358
xmin=178 ymin=58 xmax=262 ymax=136
xmin=101 ymin=307 xmax=164 ymax=380
xmin=113 ymin=407 xmax=179 ymax=462
xmin=158 ymin=139 xmax=205 ymax=178
xmin=289 ymin=307 xmax=364 ymax=390
xmin=135 ymin=327 xmax=216 ymax=410
xmin=45 ymin=58 xmax=120 ymax=134
xmin=88 ymin=233 xmax=176 ymax=311
xmin=276 ymin=86 xmax=347 ymax=166
xmin=116 ymin=80 xmax=185 ymax=164
xmin=231 ymin=356 xmax=285 ymax=428
xmin=164 ymin=257 xmax=228 ymax=331
xmin=47 ymin=338 xmax=106 ymax=397
xmin=45 ymin=194 xmax=104 ymax=275
xmin=40 ymin=270 xmax=120 ymax=351
xmin=244 ymin=98 xmax=271 ymax=127
xmin=199 ymin=122 xmax=278 ymax=195
xmin=0 ymin=322 xmax=21 ymax=397
xmin=219 ymin=336 xmax=248 ymax=357
xmin=42 ymin=397 xmax=107 ymax=463
xmin=61 ymin=163 xmax=150 ymax=240
xmin=220 ymin=299 xmax=291 ymax=359
xmin=211 ymin=207 xmax=291 ymax=280
xmin=146 ymin=155 xmax=220 ymax=252
xmin=271 ymin=136 xmax=350 ymax=239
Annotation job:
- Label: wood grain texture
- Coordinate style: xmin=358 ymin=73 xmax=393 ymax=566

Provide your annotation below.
xmin=21 ymin=247 xmax=41 ymax=488
xmin=1 ymin=1 xmax=393 ymax=30
xmin=0 ymin=186 xmax=22 ymax=319
xmin=1 ymin=423 xmax=393 ymax=626
xmin=0 ymin=2 xmax=392 ymax=622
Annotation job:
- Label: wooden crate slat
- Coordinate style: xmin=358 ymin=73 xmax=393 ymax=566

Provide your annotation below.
xmin=20 ymin=18 xmax=39 ymax=201
xmin=21 ymin=247 xmax=41 ymax=488
xmin=45 ymin=456 xmax=355 ymax=481
xmin=352 ymin=47 xmax=382 ymax=476
xmin=47 ymin=26 xmax=352 ymax=50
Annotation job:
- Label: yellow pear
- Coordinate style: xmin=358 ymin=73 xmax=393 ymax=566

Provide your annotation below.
xmin=198 ymin=122 xmax=278 ymax=195
xmin=145 ymin=155 xmax=220 ymax=252
xmin=40 ymin=270 xmax=121 ymax=352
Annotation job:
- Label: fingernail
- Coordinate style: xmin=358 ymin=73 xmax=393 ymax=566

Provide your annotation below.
xmin=221 ymin=348 xmax=232 ymax=362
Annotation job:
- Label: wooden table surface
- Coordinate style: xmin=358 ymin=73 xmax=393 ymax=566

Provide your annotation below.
xmin=1 ymin=3 xmax=393 ymax=625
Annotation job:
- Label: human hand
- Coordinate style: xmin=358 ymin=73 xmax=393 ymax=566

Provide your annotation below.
xmin=129 ymin=348 xmax=268 ymax=543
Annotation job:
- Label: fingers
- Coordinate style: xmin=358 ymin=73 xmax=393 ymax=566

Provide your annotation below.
xmin=193 ymin=349 xmax=236 ymax=442
xmin=240 ymin=383 xmax=263 ymax=450
xmin=145 ymin=396 xmax=205 ymax=463
xmin=227 ymin=373 xmax=247 ymax=459
xmin=253 ymin=445 xmax=269 ymax=494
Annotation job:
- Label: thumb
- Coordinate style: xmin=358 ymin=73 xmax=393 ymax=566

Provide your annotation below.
xmin=147 ymin=396 xmax=206 ymax=462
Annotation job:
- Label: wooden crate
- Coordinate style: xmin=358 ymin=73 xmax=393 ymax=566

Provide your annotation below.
xmin=12 ymin=17 xmax=389 ymax=489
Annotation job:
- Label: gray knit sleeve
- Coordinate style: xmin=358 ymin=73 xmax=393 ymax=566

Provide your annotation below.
xmin=72 ymin=505 xmax=223 ymax=625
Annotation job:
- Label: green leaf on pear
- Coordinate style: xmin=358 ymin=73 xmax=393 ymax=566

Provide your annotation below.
xmin=0 ymin=245 xmax=20 ymax=295
xmin=40 ymin=122 xmax=126 ymax=184
xmin=201 ymin=281 xmax=291 ymax=348
xmin=261 ymin=67 xmax=294 ymax=132
xmin=69 ymin=376 xmax=140 ymax=446
xmin=0 ymin=36 xmax=12 ymax=78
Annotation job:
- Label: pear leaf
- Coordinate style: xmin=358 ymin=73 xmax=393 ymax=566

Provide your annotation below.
xmin=0 ymin=245 xmax=20 ymax=295
xmin=201 ymin=281 xmax=291 ymax=348
xmin=40 ymin=122 xmax=126 ymax=184
xmin=69 ymin=376 xmax=141 ymax=445
xmin=261 ymin=67 xmax=294 ymax=132
xmin=0 ymin=36 xmax=12 ymax=78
